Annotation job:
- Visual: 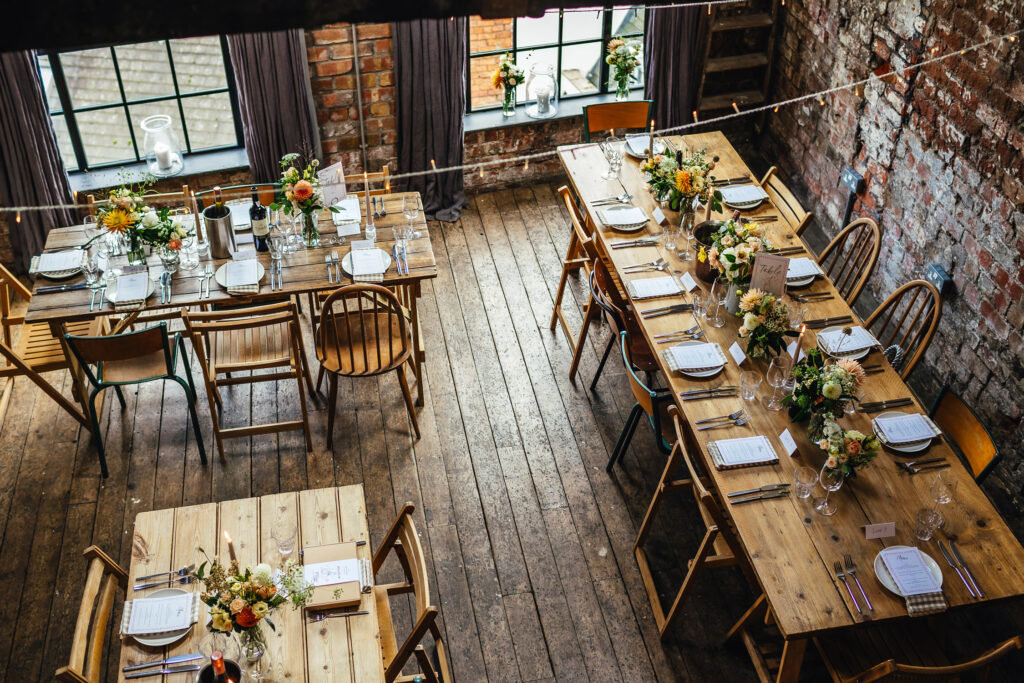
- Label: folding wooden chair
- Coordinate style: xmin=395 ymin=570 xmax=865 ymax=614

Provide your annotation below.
xmin=372 ymin=503 xmax=451 ymax=682
xmin=930 ymin=385 xmax=1001 ymax=482
xmin=183 ymin=302 xmax=314 ymax=461
xmin=816 ymin=217 xmax=880 ymax=306
xmin=759 ymin=166 xmax=812 ymax=236
xmin=587 ymin=257 xmax=659 ymax=391
xmin=54 ymin=546 xmax=128 ymax=682
xmin=582 ymin=100 xmax=653 ymax=142
xmin=864 ymin=280 xmax=941 ymax=378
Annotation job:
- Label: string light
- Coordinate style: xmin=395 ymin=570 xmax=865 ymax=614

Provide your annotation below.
xmin=15 ymin=212 xmax=21 ymax=223
xmin=524 ymin=159 xmax=529 ymax=171
xmin=731 ymin=102 xmax=740 ymax=113
xmin=773 ymin=106 xmax=779 ymax=113
xmin=692 ymin=110 xmax=699 ymax=122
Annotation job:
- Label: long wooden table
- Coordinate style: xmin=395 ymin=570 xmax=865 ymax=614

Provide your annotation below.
xmin=560 ymin=132 xmax=1024 ymax=680
xmin=118 ymin=485 xmax=383 ymax=682
xmin=24 ymin=192 xmax=437 ymax=421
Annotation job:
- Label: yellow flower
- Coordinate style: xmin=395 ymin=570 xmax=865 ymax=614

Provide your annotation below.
xmin=102 ymin=207 xmax=133 ymax=233
xmin=697 ymin=246 xmax=707 ymax=263
xmin=491 ymin=68 xmax=503 ymax=89
xmin=739 ymin=288 xmax=766 ymax=312
xmin=211 ymin=609 xmax=233 ymax=632
xmin=252 ymin=602 xmax=269 ymax=618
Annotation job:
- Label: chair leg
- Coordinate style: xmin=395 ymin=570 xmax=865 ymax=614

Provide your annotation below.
xmin=568 ymin=291 xmax=599 ymax=383
xmin=87 ymin=388 xmax=109 ymax=478
xmin=113 ymin=385 xmax=127 ymax=409
xmin=315 ymin=366 xmax=326 ymax=395
xmin=590 ymin=333 xmax=616 ymax=392
xmin=292 ymin=358 xmax=314 ymax=454
xmin=326 ymin=373 xmax=338 ymax=450
xmin=606 ymin=403 xmax=643 ymax=472
xmin=397 ymin=364 xmax=420 ymax=439
xmin=172 ymin=377 xmax=208 ymax=465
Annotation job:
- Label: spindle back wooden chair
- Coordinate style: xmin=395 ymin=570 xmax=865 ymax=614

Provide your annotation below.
xmin=930 ymin=385 xmax=1001 ymax=482
xmin=372 ymin=503 xmax=452 ymax=683
xmin=54 ymin=546 xmax=128 ymax=683
xmin=864 ymin=280 xmax=941 ymax=379
xmin=758 ymin=166 xmax=812 ymax=236
xmin=634 ymin=406 xmax=752 ymax=638
xmin=605 ymin=331 xmax=673 ymax=472
xmin=582 ymin=100 xmax=653 ymax=141
xmin=588 ymin=258 xmax=659 ymax=391
xmin=317 ymin=284 xmax=419 ymax=446
xmin=816 ymin=217 xmax=881 ymax=306
xmin=183 ymin=302 xmax=313 ymax=461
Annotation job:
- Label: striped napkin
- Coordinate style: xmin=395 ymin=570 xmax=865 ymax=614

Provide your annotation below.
xmin=350 ymin=247 xmax=387 ymax=283
xmin=904 ymin=591 xmax=948 ymax=617
xmin=119 ymin=591 xmax=200 ymax=638
xmin=225 ymin=259 xmax=260 ymax=295
xmin=113 ymin=272 xmax=149 ymax=312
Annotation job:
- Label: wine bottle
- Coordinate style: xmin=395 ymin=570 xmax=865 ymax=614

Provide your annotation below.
xmin=210 ymin=651 xmax=228 ymax=683
xmin=250 ymin=186 xmax=269 ymax=252
xmin=210 ymin=186 xmax=229 ymax=219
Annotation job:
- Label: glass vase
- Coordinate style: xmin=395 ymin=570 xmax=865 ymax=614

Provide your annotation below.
xmin=614 ymin=79 xmax=630 ymax=101
xmin=126 ymin=232 xmax=146 ymax=266
xmin=502 ymin=86 xmax=516 ymax=117
xmin=158 ymin=246 xmax=179 ymax=275
xmin=301 ymin=212 xmax=320 ymax=248
xmin=239 ymin=626 xmax=271 ymax=680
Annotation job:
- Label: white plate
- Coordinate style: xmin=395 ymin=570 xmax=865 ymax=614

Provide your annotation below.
xmin=105 ymin=277 xmax=157 ymax=304
xmin=723 ymin=198 xmax=764 ymax=211
xmin=816 ymin=325 xmax=871 ymax=361
xmin=624 ymin=137 xmax=665 ymax=158
xmin=131 ymin=587 xmax=193 ymax=648
xmin=873 ymin=546 xmax=943 ymax=596
xmin=675 ymin=340 xmax=725 ymax=378
xmin=786 ymin=275 xmax=816 ymax=288
xmin=214 ymin=262 xmax=266 ymax=289
xmin=341 ymin=248 xmax=393 ymax=276
xmin=872 ymin=411 xmax=934 ymax=453
xmin=600 ymin=206 xmax=650 ymax=233
xmin=38 ymin=266 xmax=83 ymax=281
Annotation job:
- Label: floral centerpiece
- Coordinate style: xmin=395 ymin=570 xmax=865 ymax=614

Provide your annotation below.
xmin=783 ymin=348 xmax=866 ymax=440
xmin=606 ymin=37 xmax=641 ymax=100
xmin=638 ymin=154 xmax=679 ymax=204
xmin=638 ymin=149 xmax=723 ymax=219
xmin=816 ymin=414 xmax=880 ymax=478
xmin=699 ymin=218 xmax=771 ymax=284
xmin=736 ymin=288 xmax=798 ymax=359
xmin=135 ymin=208 xmax=194 ymax=272
xmin=95 ymin=176 xmax=155 ymax=264
xmin=271 ymin=152 xmax=327 ymax=247
xmin=492 ymin=53 xmax=524 ymax=117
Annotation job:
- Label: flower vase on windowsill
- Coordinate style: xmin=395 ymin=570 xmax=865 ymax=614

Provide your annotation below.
xmin=502 ymin=86 xmax=516 ymax=117
xmin=493 ymin=53 xmax=523 ymax=118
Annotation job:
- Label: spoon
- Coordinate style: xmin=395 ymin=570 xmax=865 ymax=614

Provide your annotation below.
xmin=697 ymin=416 xmax=750 ymax=431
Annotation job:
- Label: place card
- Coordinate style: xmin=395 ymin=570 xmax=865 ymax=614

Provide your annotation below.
xmin=235 ymin=232 xmax=255 ymax=245
xmin=231 ymin=248 xmax=258 ymax=261
xmin=125 ymin=592 xmax=193 ymax=635
xmin=709 ymin=435 xmax=778 ymax=470
xmin=651 ymin=206 xmax=668 ymax=226
xmin=786 ymin=340 xmax=807 ymax=362
xmin=750 ymin=252 xmax=789 ymax=296
xmin=879 ymin=547 xmax=941 ymax=596
xmin=873 ymin=413 xmax=936 ymax=444
xmin=350 ymin=239 xmax=374 ymax=251
xmin=818 ymin=326 xmax=878 ymax=354
xmin=36 ymin=250 xmax=83 ymax=273
xmin=864 ymin=522 xmax=896 ymax=540
xmin=625 ymin=276 xmax=684 ymax=300
xmin=728 ymin=341 xmax=747 ymax=366
xmin=318 ymin=160 xmax=348 ymax=206
xmin=681 ymin=272 xmax=699 ymax=292
xmin=786 ymin=257 xmax=824 ymax=281
xmin=778 ymin=428 xmax=798 ymax=457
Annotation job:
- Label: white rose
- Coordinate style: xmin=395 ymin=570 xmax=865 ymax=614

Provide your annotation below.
xmin=253 ymin=563 xmax=273 ymax=585
xmin=742 ymin=313 xmax=760 ymax=331
xmin=735 ymin=244 xmax=752 ymax=262
xmin=721 ymin=234 xmax=735 ymax=247
xmin=141 ymin=211 xmax=159 ymax=228
xmin=826 ymin=456 xmax=839 ymax=469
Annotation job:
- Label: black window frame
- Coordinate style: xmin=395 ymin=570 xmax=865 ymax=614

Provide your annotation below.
xmin=465 ymin=5 xmax=646 ymax=113
xmin=40 ymin=36 xmax=244 ymax=173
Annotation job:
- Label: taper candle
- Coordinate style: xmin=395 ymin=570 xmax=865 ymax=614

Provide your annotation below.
xmin=224 ymin=530 xmax=237 ymax=563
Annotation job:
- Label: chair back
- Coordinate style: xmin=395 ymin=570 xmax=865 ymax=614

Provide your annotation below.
xmin=317 ymin=284 xmax=412 ymax=376
xmin=817 ymin=218 xmax=880 ymax=306
xmin=373 ymin=503 xmax=451 ymax=683
xmin=864 ymin=280 xmax=941 ymax=378
xmin=54 ymin=546 xmax=128 ymax=682
xmin=619 ymin=331 xmax=658 ymax=417
xmin=930 ymin=386 xmax=1000 ymax=482
xmin=582 ymin=100 xmax=653 ymax=142
xmin=590 ymin=261 xmax=659 ymax=373
xmin=0 ymin=262 xmax=32 ymax=349
xmin=344 ymin=165 xmax=391 ymax=195
xmin=558 ymin=186 xmax=599 ymax=262
xmin=66 ymin=324 xmax=173 ymax=386
xmin=668 ymin=406 xmax=732 ymax=536
xmin=855 ymin=634 xmax=1023 ymax=682
xmin=758 ymin=166 xmax=812 ymax=235
xmin=85 ymin=184 xmax=191 ymax=216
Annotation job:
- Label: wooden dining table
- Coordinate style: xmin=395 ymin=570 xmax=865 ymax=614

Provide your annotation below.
xmin=23 ymin=192 xmax=437 ymax=424
xmin=559 ymin=132 xmax=1024 ymax=681
xmin=118 ymin=484 xmax=383 ymax=682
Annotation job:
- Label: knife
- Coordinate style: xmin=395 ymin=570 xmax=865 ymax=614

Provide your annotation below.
xmin=894 ymin=457 xmax=944 ymax=470
xmin=123 ymin=654 xmax=203 ymax=672
xmin=401 ymin=244 xmax=409 ymax=275
xmin=950 ymin=541 xmax=983 ymax=598
xmin=729 ymin=489 xmax=791 ymax=505
xmin=938 ymin=540 xmax=977 ymax=598
xmin=124 ymin=664 xmax=201 ymax=678
xmin=727 ymin=483 xmax=790 ymax=498
xmin=36 ymin=283 xmax=90 ymax=294
xmin=642 ymin=305 xmax=694 ymax=318
xmin=679 ymin=385 xmax=737 ymax=396
xmin=392 ymin=244 xmax=400 ymax=274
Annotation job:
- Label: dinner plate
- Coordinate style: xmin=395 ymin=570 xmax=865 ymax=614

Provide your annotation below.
xmin=873 ymin=546 xmax=943 ymax=596
xmin=872 ymin=411 xmax=934 ymax=453
xmin=723 ymin=198 xmax=764 ymax=211
xmin=37 ymin=266 xmax=83 ymax=281
xmin=624 ymin=137 xmax=665 ymax=158
xmin=674 ymin=340 xmax=725 ymax=378
xmin=105 ymin=277 xmax=158 ymax=304
xmin=131 ymin=587 xmax=193 ymax=648
xmin=785 ymin=275 xmax=816 ymax=288
xmin=600 ymin=206 xmax=650 ymax=233
xmin=341 ymin=248 xmax=393 ymax=276
xmin=214 ymin=262 xmax=267 ymax=289
xmin=816 ymin=325 xmax=872 ymax=361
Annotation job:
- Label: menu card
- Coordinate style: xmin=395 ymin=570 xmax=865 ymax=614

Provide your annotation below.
xmin=710 ymin=436 xmax=778 ymax=470
xmin=36 ymin=250 xmax=83 ymax=272
xmin=225 ymin=259 xmax=259 ymax=287
xmin=350 ymin=248 xmax=388 ymax=276
xmin=668 ymin=343 xmax=724 ymax=370
xmin=878 ymin=547 xmax=942 ymax=596
xmin=303 ymin=542 xmax=371 ymax=610
xmin=874 ymin=413 xmax=935 ymax=444
xmin=125 ymin=593 xmax=193 ymax=635
xmin=626 ymin=276 xmax=683 ymax=300
xmin=598 ymin=206 xmax=647 ymax=226
xmin=116 ymin=272 xmax=149 ymax=303
xmin=720 ymin=184 xmax=768 ymax=205
xmin=818 ymin=326 xmax=878 ymax=353
xmin=786 ymin=257 xmax=823 ymax=281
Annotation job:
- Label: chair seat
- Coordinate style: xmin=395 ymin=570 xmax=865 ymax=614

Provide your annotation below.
xmin=815 ymin=620 xmax=951 ymax=682
xmin=374 ymin=585 xmax=398 ymax=668
xmin=317 ymin=310 xmax=410 ymax=375
xmin=210 ymin=322 xmax=292 ymax=370
xmin=14 ymin=318 xmax=102 ymax=373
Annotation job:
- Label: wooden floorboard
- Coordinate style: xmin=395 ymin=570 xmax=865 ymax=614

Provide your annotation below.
xmin=5 ymin=183 xmax=1022 ymax=682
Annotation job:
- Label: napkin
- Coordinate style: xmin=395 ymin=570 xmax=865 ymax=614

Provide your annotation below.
xmin=665 ymin=342 xmax=726 ymax=371
xmin=598 ymin=206 xmax=648 ymax=227
xmin=786 ymin=257 xmax=824 ymax=281
xmin=873 ymin=413 xmax=938 ymax=445
xmin=720 ymin=184 xmax=769 ymax=205
xmin=818 ymin=326 xmax=878 ymax=354
xmin=625 ymin=276 xmax=684 ymax=300
xmin=225 ymin=259 xmax=260 ymax=295
xmin=120 ymin=592 xmax=200 ymax=637
xmin=332 ymin=197 xmax=363 ymax=237
xmin=113 ymin=272 xmax=149 ymax=311
xmin=878 ymin=547 xmax=947 ymax=617
xmin=625 ymin=134 xmax=664 ymax=157
xmin=228 ymin=202 xmax=250 ymax=228
xmin=31 ymin=250 xmax=83 ymax=274
xmin=350 ymin=246 xmax=387 ymax=283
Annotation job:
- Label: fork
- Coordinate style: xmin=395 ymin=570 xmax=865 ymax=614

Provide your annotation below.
xmin=325 ymin=254 xmax=334 ymax=284
xmin=695 ymin=409 xmax=745 ymax=425
xmin=628 ymin=262 xmax=669 ymax=274
xmin=134 ymin=575 xmax=194 ymax=591
xmin=98 ymin=282 xmax=107 ymax=308
xmin=379 ymin=197 xmax=387 ymax=218
xmin=696 ymin=416 xmax=749 ymax=431
xmin=843 ymin=554 xmax=872 ymax=611
xmin=136 ymin=563 xmax=196 ymax=582
xmin=623 ymin=258 xmax=664 ymax=271
xmin=202 ymin=263 xmax=213 ymax=299
xmin=372 ymin=197 xmax=380 ymax=220
xmin=834 ymin=560 xmax=862 ymax=614
xmin=276 ymin=261 xmax=284 ymax=290
xmin=331 ymin=250 xmax=341 ymax=282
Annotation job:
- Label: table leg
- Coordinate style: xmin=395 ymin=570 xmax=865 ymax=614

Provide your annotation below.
xmin=776 ymin=637 xmax=807 ymax=683
xmin=410 ymin=281 xmax=425 ymax=406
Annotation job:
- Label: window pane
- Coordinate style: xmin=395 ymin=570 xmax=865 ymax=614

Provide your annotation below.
xmin=128 ymin=103 xmax=185 ymax=153
xmin=50 ymin=115 xmax=77 ymax=171
xmin=76 ymin=108 xmax=137 ymax=166
xmin=612 ymin=5 xmax=646 ymax=35
xmin=37 ymin=54 xmax=63 ymax=112
xmin=181 ymin=93 xmax=237 ymax=150
xmin=560 ymin=42 xmax=601 ymax=96
xmin=469 ymin=16 xmax=512 ymax=54
xmin=514 ymin=47 xmax=558 ymax=101
xmin=468 ymin=56 xmax=505 ymax=110
xmin=516 ymin=10 xmax=559 ymax=48
xmin=60 ymin=48 xmax=122 ymax=109
xmin=170 ymin=37 xmax=228 ymax=93
xmin=115 ymin=42 xmax=175 ymax=100
xmin=562 ymin=7 xmax=605 ymax=43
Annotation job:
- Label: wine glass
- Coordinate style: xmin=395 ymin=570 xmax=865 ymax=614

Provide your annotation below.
xmin=930 ymin=471 xmax=958 ymax=525
xmin=815 ymin=465 xmax=844 ymax=516
xmin=81 ymin=244 xmax=100 ymax=287
xmin=706 ymin=277 xmax=729 ymax=328
xmin=600 ymin=137 xmax=623 ymax=180
xmin=403 ymin=194 xmax=422 ymax=239
xmin=764 ymin=355 xmax=793 ymax=411
xmin=679 ymin=222 xmax=695 ymax=262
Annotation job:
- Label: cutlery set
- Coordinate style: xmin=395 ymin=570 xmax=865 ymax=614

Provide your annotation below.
xmin=392 ymin=244 xmax=410 ymax=275
xmin=727 ymin=483 xmax=790 ymax=505
xmin=858 ymin=397 xmax=913 ymax=413
xmin=642 ymin=302 xmax=694 ymax=319
xmin=938 ymin=539 xmax=983 ymax=598
xmin=790 ymin=291 xmax=833 ymax=303
xmin=135 ymin=564 xmax=195 ymax=582
xmin=741 ymin=215 xmax=777 ymax=223
xmin=770 ymin=246 xmax=806 ymax=256
xmin=679 ymin=384 xmax=738 ymax=401
xmin=325 ymin=251 xmax=342 ymax=284
xmin=805 ymin=315 xmax=853 ymax=329
xmin=711 ymin=175 xmax=751 ymax=186
xmin=88 ymin=283 xmax=106 ymax=311
xmin=610 ymin=238 xmax=659 ymax=249
xmin=653 ymin=325 xmax=703 ymax=343
xmin=268 ymin=260 xmax=285 ymax=291
xmin=835 ymin=554 xmax=872 ymax=614
xmin=199 ymin=263 xmax=214 ymax=299
xmin=623 ymin=259 xmax=668 ymax=274
xmin=696 ymin=409 xmax=749 ymax=431
xmin=372 ymin=196 xmax=387 ymax=219
xmin=860 ymin=363 xmax=885 ymax=376
xmin=157 ymin=272 xmax=172 ymax=305
xmin=134 ymin=575 xmax=193 ymax=591
xmin=123 ymin=654 xmax=202 ymax=679
xmin=895 ymin=457 xmax=949 ymax=474
xmin=591 ymin=192 xmax=633 ymax=206
xmin=306 ymin=608 xmax=370 ymax=622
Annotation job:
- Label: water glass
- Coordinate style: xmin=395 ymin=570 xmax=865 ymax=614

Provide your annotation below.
xmin=786 ymin=301 xmax=807 ymax=329
xmin=690 ymin=291 xmax=706 ymax=319
xmin=271 ymin=518 xmax=297 ymax=557
xmin=914 ymin=508 xmax=943 ymax=542
xmin=794 ymin=467 xmax=818 ymax=498
xmin=268 ymin=234 xmax=284 ymax=261
xmin=739 ymin=370 xmax=762 ymax=400
xmin=815 ymin=466 xmax=844 ymax=516
xmin=600 ymin=137 xmax=623 ymax=179
xmin=394 ymin=224 xmax=413 ymax=249
xmin=662 ymin=223 xmax=681 ymax=251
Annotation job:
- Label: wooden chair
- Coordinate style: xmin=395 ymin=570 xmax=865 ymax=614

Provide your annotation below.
xmin=605 ymin=331 xmax=674 ymax=472
xmin=758 ymin=166 xmax=812 ymax=236
xmin=372 ymin=502 xmax=451 ymax=682
xmin=582 ymin=100 xmax=653 ymax=142
xmin=183 ymin=302 xmax=314 ymax=461
xmin=588 ymin=258 xmax=659 ymax=391
xmin=66 ymin=322 xmax=206 ymax=477
xmin=816 ymin=217 xmax=881 ymax=306
xmin=930 ymin=385 xmax=1001 ymax=482
xmin=0 ymin=263 xmax=103 ymax=429
xmin=345 ymin=164 xmax=391 ymax=196
xmin=316 ymin=285 xmax=419 ymax=447
xmin=814 ymin=623 xmax=1022 ymax=682
xmin=864 ymin=280 xmax=941 ymax=379
xmin=634 ymin=405 xmax=753 ymax=638
xmin=54 ymin=546 xmax=128 ymax=682
xmin=550 ymin=186 xmax=600 ymax=382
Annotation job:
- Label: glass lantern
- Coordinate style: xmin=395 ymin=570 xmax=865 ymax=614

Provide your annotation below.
xmin=525 ymin=62 xmax=558 ymax=119
xmin=141 ymin=114 xmax=183 ymax=176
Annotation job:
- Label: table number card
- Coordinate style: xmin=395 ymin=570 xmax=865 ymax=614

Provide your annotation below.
xmin=750 ymin=252 xmax=789 ymax=296
xmin=651 ymin=206 xmax=668 ymax=226
xmin=681 ymin=272 xmax=699 ymax=292
xmin=728 ymin=341 xmax=748 ymax=366
xmin=318 ymin=161 xmax=348 ymax=206
xmin=778 ymin=428 xmax=798 ymax=457
xmin=864 ymin=522 xmax=896 ymax=539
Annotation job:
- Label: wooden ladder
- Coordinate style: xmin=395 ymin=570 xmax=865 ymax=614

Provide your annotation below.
xmin=694 ymin=0 xmax=781 ymax=121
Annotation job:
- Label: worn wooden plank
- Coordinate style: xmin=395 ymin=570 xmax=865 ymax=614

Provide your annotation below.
xmin=116 ymin=508 xmax=174 ymax=672
xmin=258 ymin=491 xmax=306 ymax=682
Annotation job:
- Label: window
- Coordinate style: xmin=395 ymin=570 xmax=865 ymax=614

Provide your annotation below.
xmin=38 ymin=36 xmax=243 ymax=172
xmin=467 ymin=5 xmax=645 ymax=112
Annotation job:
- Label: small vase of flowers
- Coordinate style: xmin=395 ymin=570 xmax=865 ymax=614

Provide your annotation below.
xmin=492 ymin=53 xmax=523 ymax=117
xmin=606 ymin=37 xmax=641 ymax=100
xmin=736 ymin=288 xmax=798 ymax=359
xmin=96 ymin=177 xmax=155 ymax=265
xmin=639 ymin=154 xmax=679 ymax=203
xmin=272 ymin=152 xmax=328 ymax=247
xmin=783 ymin=349 xmax=866 ymax=440
xmin=137 ymin=208 xmax=192 ymax=274
xmin=816 ymin=414 xmax=880 ymax=478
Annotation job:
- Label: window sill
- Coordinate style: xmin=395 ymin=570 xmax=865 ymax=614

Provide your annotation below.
xmin=464 ymin=91 xmax=646 ymax=134
xmin=68 ymin=148 xmax=249 ymax=194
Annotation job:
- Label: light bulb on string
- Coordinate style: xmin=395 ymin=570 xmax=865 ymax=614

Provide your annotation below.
xmin=731 ymin=102 xmax=740 ymax=113
xmin=15 ymin=211 xmax=21 ymax=224
xmin=692 ymin=110 xmax=699 ymax=122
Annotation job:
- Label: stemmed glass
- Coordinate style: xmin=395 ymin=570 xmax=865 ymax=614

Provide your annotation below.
xmin=679 ymin=221 xmax=695 ymax=261
xmin=706 ymin=277 xmax=729 ymax=328
xmin=764 ymin=355 xmax=793 ymax=411
xmin=600 ymin=137 xmax=623 ymax=180
xmin=815 ymin=465 xmax=844 ymax=516
xmin=403 ymin=194 xmax=422 ymax=239
xmin=930 ymin=471 xmax=958 ymax=525
xmin=82 ymin=244 xmax=100 ymax=288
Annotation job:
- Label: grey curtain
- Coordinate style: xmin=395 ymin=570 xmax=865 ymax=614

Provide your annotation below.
xmin=393 ymin=18 xmax=466 ymax=222
xmin=0 ymin=51 xmax=75 ymax=275
xmin=644 ymin=6 xmax=702 ymax=129
xmin=227 ymin=29 xmax=321 ymax=182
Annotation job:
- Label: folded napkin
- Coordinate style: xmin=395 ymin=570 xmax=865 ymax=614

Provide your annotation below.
xmin=878 ymin=547 xmax=947 ymax=617
xmin=113 ymin=272 xmax=149 ymax=311
xmin=598 ymin=206 xmax=648 ymax=227
xmin=708 ymin=435 xmax=778 ymax=470
xmin=873 ymin=413 xmax=941 ymax=445
xmin=904 ymin=591 xmax=948 ymax=617
xmin=625 ymin=134 xmax=664 ymax=157
xmin=120 ymin=592 xmax=200 ymax=638
xmin=818 ymin=326 xmax=879 ymax=354
xmin=625 ymin=276 xmax=684 ymax=300
xmin=786 ymin=257 xmax=824 ymax=281
xmin=720 ymin=184 xmax=769 ymax=205
xmin=350 ymin=247 xmax=388 ymax=283
xmin=332 ymin=197 xmax=363 ymax=237
xmin=663 ymin=342 xmax=727 ymax=372
xmin=225 ymin=259 xmax=260 ymax=295
xmin=30 ymin=250 xmax=83 ymax=274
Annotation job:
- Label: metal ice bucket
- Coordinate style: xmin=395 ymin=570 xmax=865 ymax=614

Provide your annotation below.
xmin=202 ymin=204 xmax=236 ymax=259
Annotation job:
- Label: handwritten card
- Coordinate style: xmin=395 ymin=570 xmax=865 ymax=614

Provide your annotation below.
xmin=318 ymin=161 xmax=348 ymax=206
xmin=864 ymin=522 xmax=896 ymax=540
xmin=681 ymin=272 xmax=699 ymax=292
xmin=879 ymin=547 xmax=941 ymax=595
xmin=37 ymin=250 xmax=83 ymax=272
xmin=778 ymin=428 xmax=798 ymax=457
xmin=728 ymin=341 xmax=747 ymax=366
xmin=713 ymin=436 xmax=777 ymax=467
xmin=304 ymin=558 xmax=361 ymax=588
xmin=651 ymin=206 xmax=668 ymax=226
xmin=750 ymin=253 xmax=789 ymax=296
xmin=874 ymin=413 xmax=935 ymax=444
xmin=126 ymin=593 xmax=193 ymax=635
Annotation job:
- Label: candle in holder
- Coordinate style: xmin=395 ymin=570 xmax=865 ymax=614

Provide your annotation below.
xmin=223 ymin=530 xmax=237 ymax=563
xmin=648 ymin=119 xmax=655 ymax=158
xmin=363 ymin=171 xmax=375 ymax=241
xmin=792 ymin=324 xmax=806 ymax=362
xmin=154 ymin=142 xmax=173 ymax=171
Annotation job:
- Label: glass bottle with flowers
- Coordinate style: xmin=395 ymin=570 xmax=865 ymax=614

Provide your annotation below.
xmin=605 ymin=37 xmax=641 ymax=101
xmin=698 ymin=218 xmax=771 ymax=313
xmin=136 ymin=207 xmax=193 ymax=274
xmin=95 ymin=174 xmax=156 ymax=265
xmin=736 ymin=288 xmax=798 ymax=359
xmin=783 ymin=348 xmax=866 ymax=441
xmin=816 ymin=413 xmax=880 ymax=482
xmin=272 ymin=152 xmax=330 ymax=247
xmin=492 ymin=53 xmax=524 ymax=117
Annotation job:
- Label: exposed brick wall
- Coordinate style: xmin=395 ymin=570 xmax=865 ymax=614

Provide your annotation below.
xmin=468 ymin=17 xmax=514 ymax=110
xmin=759 ymin=0 xmax=1024 ymax=520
